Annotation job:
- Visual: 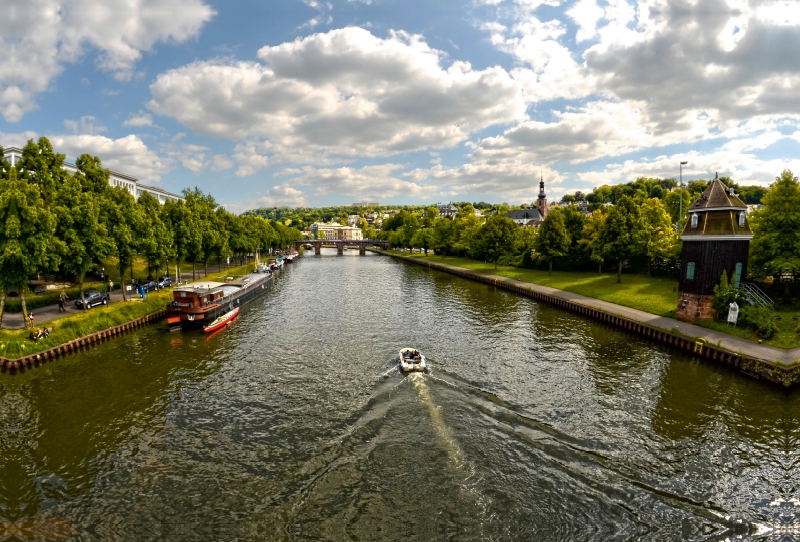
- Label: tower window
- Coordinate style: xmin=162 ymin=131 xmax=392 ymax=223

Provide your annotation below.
xmin=686 ymin=262 xmax=696 ymax=280
xmin=739 ymin=212 xmax=745 ymax=227
xmin=690 ymin=214 xmax=698 ymax=228
xmin=734 ymin=262 xmax=742 ymax=289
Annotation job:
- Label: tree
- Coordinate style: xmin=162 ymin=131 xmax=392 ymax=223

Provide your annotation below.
xmin=17 ymin=137 xmax=69 ymax=204
xmin=137 ymin=191 xmax=175 ymax=277
xmin=0 ymin=167 xmax=60 ymax=324
xmin=453 ymin=213 xmax=483 ymax=258
xmin=410 ymin=228 xmax=435 ymax=255
xmin=105 ymin=186 xmax=142 ymax=301
xmin=473 ymin=215 xmax=517 ymax=269
xmin=579 ymin=210 xmax=606 ymax=274
xmin=432 ymin=217 xmax=454 ymax=255
xmin=640 ymin=198 xmax=676 ymax=276
xmin=599 ymin=196 xmax=643 ymax=283
xmin=534 ymin=210 xmax=570 ymax=275
xmin=422 ymin=205 xmax=440 ymax=227
xmin=749 ymin=170 xmax=800 ymax=296
xmin=54 ymin=174 xmax=113 ymax=311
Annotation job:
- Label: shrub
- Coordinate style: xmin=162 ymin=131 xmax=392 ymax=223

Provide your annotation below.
xmin=739 ymin=305 xmax=778 ymax=339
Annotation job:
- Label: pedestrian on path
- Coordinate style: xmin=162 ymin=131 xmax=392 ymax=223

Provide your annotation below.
xmin=28 ymin=311 xmax=34 ymax=328
xmin=58 ymin=291 xmax=68 ymax=312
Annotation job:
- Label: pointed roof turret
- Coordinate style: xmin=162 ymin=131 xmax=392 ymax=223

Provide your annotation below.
xmin=688 ymin=174 xmax=747 ymax=211
xmin=681 ymin=174 xmax=752 ymax=240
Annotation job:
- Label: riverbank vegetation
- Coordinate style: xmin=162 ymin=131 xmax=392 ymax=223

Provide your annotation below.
xmin=0 ymin=263 xmax=255 ymax=359
xmin=0 ymin=138 xmax=301 ymax=326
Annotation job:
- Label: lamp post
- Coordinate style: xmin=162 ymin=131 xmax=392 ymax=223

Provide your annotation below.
xmin=679 ymin=161 xmax=688 ymax=222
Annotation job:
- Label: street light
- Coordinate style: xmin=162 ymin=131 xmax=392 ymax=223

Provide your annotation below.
xmin=679 ymin=161 xmax=688 ymax=223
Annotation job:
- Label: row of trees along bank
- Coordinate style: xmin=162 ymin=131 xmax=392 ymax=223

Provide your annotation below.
xmin=383 ymin=170 xmax=800 ymax=293
xmin=383 ymin=197 xmax=677 ymax=283
xmin=0 ymin=138 xmax=302 ymax=324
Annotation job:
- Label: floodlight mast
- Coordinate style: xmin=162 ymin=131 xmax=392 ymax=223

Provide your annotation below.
xmin=679 ymin=161 xmax=689 ymax=224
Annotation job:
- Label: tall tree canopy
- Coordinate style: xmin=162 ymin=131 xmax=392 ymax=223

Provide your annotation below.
xmin=749 ymin=170 xmax=800 ymax=292
xmin=599 ymin=196 xmax=643 ymax=283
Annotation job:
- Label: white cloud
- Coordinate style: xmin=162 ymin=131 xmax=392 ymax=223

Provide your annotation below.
xmin=223 ymin=183 xmax=308 ymax=213
xmin=123 ymin=112 xmax=156 ymax=128
xmin=148 ymin=27 xmax=526 ymax=172
xmin=210 ymin=154 xmax=234 ymax=172
xmin=407 ymin=160 xmax=565 ymax=201
xmin=63 ymin=115 xmax=107 ymax=135
xmin=47 ymin=133 xmax=171 ymax=181
xmin=0 ymin=0 xmax=214 ymax=122
xmin=277 ymin=163 xmax=439 ymax=200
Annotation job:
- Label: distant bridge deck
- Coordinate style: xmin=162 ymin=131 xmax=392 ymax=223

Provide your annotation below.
xmin=294 ymin=239 xmax=389 ymax=255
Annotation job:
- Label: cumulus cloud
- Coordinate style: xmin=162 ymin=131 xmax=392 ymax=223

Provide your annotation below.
xmin=277 ymin=163 xmax=440 ymax=200
xmin=148 ymin=27 xmax=526 ymax=172
xmin=223 ymin=183 xmax=308 ymax=213
xmin=123 ymin=112 xmax=157 ymax=128
xmin=48 ymin=134 xmax=171 ymax=181
xmin=210 ymin=154 xmax=234 ymax=172
xmin=63 ymin=115 xmax=107 ymax=135
xmin=408 ymin=160 xmax=565 ymax=201
xmin=0 ymin=0 xmax=214 ymax=122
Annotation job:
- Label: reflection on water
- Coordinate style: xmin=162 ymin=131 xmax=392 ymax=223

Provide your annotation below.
xmin=0 ymin=251 xmax=798 ymax=540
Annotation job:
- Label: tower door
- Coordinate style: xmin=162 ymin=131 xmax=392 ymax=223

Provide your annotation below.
xmin=734 ymin=262 xmax=742 ymax=289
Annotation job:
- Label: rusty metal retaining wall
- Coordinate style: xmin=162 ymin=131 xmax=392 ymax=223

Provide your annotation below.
xmin=386 ymin=252 xmax=800 ymax=387
xmin=0 ymin=310 xmax=167 ymax=373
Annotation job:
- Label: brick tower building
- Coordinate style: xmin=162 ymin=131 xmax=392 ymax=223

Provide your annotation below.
xmin=676 ymin=174 xmax=753 ymax=322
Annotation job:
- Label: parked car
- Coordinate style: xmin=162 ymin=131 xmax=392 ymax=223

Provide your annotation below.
xmin=157 ymin=276 xmax=172 ymax=289
xmin=141 ymin=280 xmax=158 ymax=292
xmin=75 ymin=290 xmax=109 ymax=309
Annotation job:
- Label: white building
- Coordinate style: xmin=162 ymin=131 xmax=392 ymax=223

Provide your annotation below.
xmin=311 ymin=222 xmax=364 ymax=241
xmin=3 ymin=146 xmax=182 ymax=204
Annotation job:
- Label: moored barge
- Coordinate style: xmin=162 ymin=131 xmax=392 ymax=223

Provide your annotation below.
xmin=167 ymin=270 xmax=274 ymax=331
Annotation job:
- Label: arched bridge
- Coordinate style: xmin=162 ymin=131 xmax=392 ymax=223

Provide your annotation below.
xmin=293 ymin=239 xmax=389 ymax=255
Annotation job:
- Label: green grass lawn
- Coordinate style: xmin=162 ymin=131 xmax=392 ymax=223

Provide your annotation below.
xmin=0 ymin=263 xmax=256 ymax=359
xmin=394 ymin=251 xmax=800 ymax=350
xmin=399 ymin=252 xmax=679 ymax=317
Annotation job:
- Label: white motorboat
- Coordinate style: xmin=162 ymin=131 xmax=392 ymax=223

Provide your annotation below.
xmin=398 ymin=348 xmax=427 ymax=373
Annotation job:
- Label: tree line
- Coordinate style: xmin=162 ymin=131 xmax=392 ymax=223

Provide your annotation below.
xmin=381 ymin=197 xmax=677 ymax=282
xmin=0 ymin=138 xmax=301 ymax=323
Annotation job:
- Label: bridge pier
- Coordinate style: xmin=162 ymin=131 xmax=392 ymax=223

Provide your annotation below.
xmin=337 ymin=244 xmax=344 ymax=255
xmin=315 ymin=244 xmax=321 ymax=255
xmin=359 ymin=244 xmax=366 ymax=255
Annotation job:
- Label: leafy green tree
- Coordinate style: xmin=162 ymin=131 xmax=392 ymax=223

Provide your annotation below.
xmin=432 ymin=217 xmax=454 ymax=255
xmin=579 ymin=210 xmax=606 ymax=274
xmin=640 ymin=198 xmax=676 ymax=275
xmin=75 ymin=154 xmax=111 ymax=195
xmin=17 ymin=137 xmax=70 ymax=204
xmin=165 ymin=199 xmax=201 ymax=283
xmin=749 ymin=170 xmax=800 ymax=295
xmin=473 ymin=215 xmax=517 ymax=269
xmin=54 ymin=175 xmax=113 ymax=311
xmin=410 ymin=227 xmax=435 ymax=255
xmin=453 ymin=213 xmax=483 ymax=258
xmin=422 ymin=205 xmax=440 ymax=227
xmin=137 ymin=191 xmax=175 ymax=277
xmin=599 ymin=196 xmax=643 ymax=283
xmin=534 ymin=209 xmax=571 ymax=275
xmin=0 ymin=167 xmax=60 ymax=324
xmin=105 ymin=187 xmax=142 ymax=301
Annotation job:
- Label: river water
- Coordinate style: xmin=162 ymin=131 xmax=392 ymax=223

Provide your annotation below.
xmin=0 ymin=251 xmax=798 ymax=541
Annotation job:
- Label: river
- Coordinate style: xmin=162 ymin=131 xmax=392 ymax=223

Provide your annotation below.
xmin=0 ymin=251 xmax=797 ymax=541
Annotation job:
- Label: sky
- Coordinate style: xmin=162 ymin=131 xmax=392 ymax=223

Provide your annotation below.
xmin=1 ymin=0 xmax=799 ymax=212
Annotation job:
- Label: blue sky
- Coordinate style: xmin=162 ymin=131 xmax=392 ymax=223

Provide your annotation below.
xmin=1 ymin=0 xmax=799 ymax=211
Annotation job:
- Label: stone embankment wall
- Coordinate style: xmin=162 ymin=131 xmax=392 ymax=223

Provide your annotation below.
xmin=385 ymin=252 xmax=800 ymax=387
xmin=0 ymin=310 xmax=167 ymax=373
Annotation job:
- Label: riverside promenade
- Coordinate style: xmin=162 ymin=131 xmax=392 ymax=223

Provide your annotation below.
xmin=381 ymin=251 xmax=800 ymax=387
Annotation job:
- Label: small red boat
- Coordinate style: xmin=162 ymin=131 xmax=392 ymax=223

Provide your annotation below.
xmin=203 ymin=307 xmax=240 ymax=333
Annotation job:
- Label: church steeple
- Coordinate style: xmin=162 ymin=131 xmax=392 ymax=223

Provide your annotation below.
xmin=537 ymin=174 xmax=548 ymax=219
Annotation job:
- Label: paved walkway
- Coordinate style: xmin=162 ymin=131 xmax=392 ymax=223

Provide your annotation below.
xmin=396 ymin=255 xmax=800 ymax=367
xmin=1 ymin=261 xmax=232 ymax=331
